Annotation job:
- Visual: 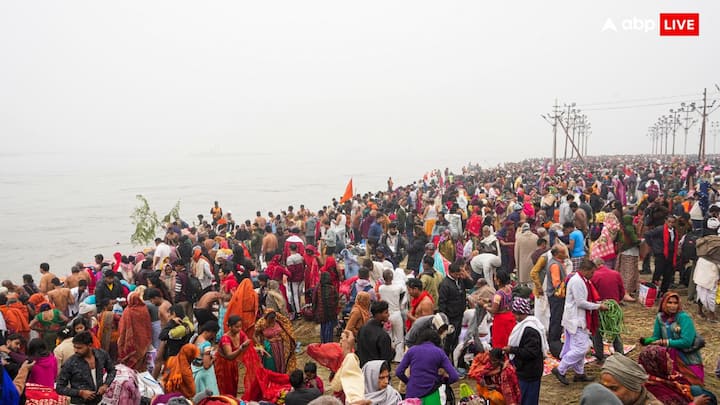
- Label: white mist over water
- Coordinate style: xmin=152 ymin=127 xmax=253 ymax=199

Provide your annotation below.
xmin=0 ymin=149 xmax=509 ymax=281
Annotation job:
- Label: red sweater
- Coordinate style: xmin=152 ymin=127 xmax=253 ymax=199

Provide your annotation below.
xmin=590 ymin=265 xmax=625 ymax=303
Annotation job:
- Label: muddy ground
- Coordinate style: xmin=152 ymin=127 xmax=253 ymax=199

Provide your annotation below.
xmin=240 ymin=273 xmax=720 ymax=404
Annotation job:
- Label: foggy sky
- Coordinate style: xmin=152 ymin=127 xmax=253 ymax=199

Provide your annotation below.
xmin=1 ymin=0 xmax=719 ymax=163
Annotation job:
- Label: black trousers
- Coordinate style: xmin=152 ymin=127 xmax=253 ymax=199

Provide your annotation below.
xmin=548 ymin=295 xmax=565 ymax=358
xmin=653 ymin=253 xmax=675 ymax=294
xmin=443 ymin=317 xmax=463 ymax=364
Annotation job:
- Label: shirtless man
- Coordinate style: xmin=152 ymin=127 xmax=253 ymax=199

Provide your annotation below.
xmin=64 ymin=266 xmax=82 ymax=289
xmin=405 ymin=278 xmax=434 ymax=328
xmin=147 ymin=287 xmax=172 ymax=328
xmin=193 ymin=291 xmax=222 ymax=327
xmin=74 ymin=262 xmax=92 ymax=286
xmin=38 ymin=262 xmax=57 ymax=293
xmin=261 ymin=225 xmax=279 ymax=262
xmin=47 ymin=278 xmax=74 ymax=316
xmin=255 ymin=211 xmax=267 ymax=229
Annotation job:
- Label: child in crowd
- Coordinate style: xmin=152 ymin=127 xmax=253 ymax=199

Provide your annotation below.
xmin=304 ymin=362 xmax=324 ymax=393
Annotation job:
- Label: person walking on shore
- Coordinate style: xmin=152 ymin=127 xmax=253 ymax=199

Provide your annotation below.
xmin=552 ymin=259 xmax=608 ymax=385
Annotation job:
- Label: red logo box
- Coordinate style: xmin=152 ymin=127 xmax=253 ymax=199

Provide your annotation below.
xmin=660 ymin=13 xmax=699 ymax=36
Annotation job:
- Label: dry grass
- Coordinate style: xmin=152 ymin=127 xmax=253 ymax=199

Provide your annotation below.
xmin=258 ymin=273 xmax=720 ymax=404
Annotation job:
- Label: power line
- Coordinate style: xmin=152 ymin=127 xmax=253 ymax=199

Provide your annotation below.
xmin=578 ymin=92 xmax=702 ymax=107
xmin=581 ymin=99 xmax=704 ymax=112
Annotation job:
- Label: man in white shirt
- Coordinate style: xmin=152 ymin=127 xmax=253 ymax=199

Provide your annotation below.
xmin=152 ymin=238 xmax=172 ymax=270
xmin=378 ymin=269 xmax=406 ymax=362
xmin=552 ymin=259 xmax=608 ymax=385
xmin=68 ymin=280 xmax=89 ymax=318
xmin=332 ymin=210 xmax=347 ymax=246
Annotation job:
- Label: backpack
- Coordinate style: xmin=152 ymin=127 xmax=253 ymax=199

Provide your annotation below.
xmin=186 ymin=274 xmax=203 ymax=303
xmin=343 ymin=282 xmax=373 ymax=316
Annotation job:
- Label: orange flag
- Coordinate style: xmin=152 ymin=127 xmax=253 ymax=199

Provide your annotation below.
xmin=340 ymin=178 xmax=353 ymax=203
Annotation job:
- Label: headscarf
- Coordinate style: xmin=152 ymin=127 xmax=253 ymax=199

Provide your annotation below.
xmin=163 ymin=343 xmax=199 ymax=399
xmin=638 ymin=346 xmax=693 ymax=404
xmin=351 ymin=292 xmax=371 ymax=325
xmin=225 ymin=278 xmax=259 ymax=338
xmin=601 ymin=353 xmax=648 ymax=392
xmin=658 ymin=292 xmax=682 ymax=322
xmin=117 ymin=291 xmax=152 ymax=370
xmin=321 ymin=256 xmax=341 ymax=289
xmin=361 ymin=360 xmax=402 ymax=405
xmin=265 ymin=280 xmax=288 ymax=317
xmin=28 ymin=293 xmax=49 ymax=310
xmin=580 ymin=383 xmax=623 ymax=405
xmin=113 ymin=252 xmax=122 ymax=272
xmin=265 ymin=255 xmax=288 ymax=282
xmin=306 ymin=342 xmax=344 ymax=373
xmin=511 ymin=297 xmax=532 ymax=315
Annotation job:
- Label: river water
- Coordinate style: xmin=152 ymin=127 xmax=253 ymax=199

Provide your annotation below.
xmin=0 ymin=149 xmax=507 ymax=281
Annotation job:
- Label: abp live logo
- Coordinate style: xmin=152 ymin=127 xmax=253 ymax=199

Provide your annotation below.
xmin=660 ymin=13 xmax=699 ymax=36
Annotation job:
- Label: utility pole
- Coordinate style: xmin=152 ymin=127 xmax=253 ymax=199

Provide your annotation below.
xmin=542 ymin=99 xmax=564 ymax=167
xmin=584 ymin=125 xmax=591 ymax=156
xmin=570 ymin=111 xmax=578 ymax=159
xmin=696 ymin=87 xmax=719 ymax=161
xmin=658 ymin=116 xmax=668 ymax=155
xmin=558 ymin=109 xmax=585 ymax=163
xmin=712 ymin=121 xmax=720 ymax=155
xmin=668 ymin=108 xmax=680 ymax=156
xmin=648 ymin=126 xmax=656 ymax=154
xmin=679 ymin=102 xmax=697 ymax=156
xmin=563 ymin=103 xmax=575 ymax=160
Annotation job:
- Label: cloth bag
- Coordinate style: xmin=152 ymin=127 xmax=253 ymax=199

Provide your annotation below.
xmin=638 ymin=282 xmax=658 ymax=308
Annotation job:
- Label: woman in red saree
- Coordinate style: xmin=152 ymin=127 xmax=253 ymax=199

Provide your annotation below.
xmin=304 ymin=245 xmax=321 ymax=294
xmin=488 ymin=270 xmax=516 ymax=349
xmin=214 ymin=315 xmax=251 ymax=396
xmin=117 ymin=290 xmax=152 ymax=371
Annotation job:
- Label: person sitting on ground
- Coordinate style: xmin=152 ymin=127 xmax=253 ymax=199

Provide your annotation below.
xmin=639 ymin=292 xmax=705 ymax=386
xmin=638 ymin=346 xmax=715 ymax=405
xmin=468 ymin=348 xmax=520 ymax=405
xmin=285 ymin=369 xmax=322 ymax=405
xmin=304 ymin=362 xmax=324 ymax=393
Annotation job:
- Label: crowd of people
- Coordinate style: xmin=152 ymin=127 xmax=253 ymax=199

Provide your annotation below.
xmin=1 ymin=155 xmax=720 ymax=405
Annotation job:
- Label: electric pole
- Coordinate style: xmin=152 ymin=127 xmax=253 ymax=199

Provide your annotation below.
xmin=563 ymin=103 xmax=576 ymax=160
xmin=712 ymin=121 xmax=720 ymax=155
xmin=696 ymin=87 xmax=719 ymax=161
xmin=668 ymin=108 xmax=680 ymax=156
xmin=679 ymin=102 xmax=696 ymax=156
xmin=542 ymin=99 xmax=564 ymax=167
